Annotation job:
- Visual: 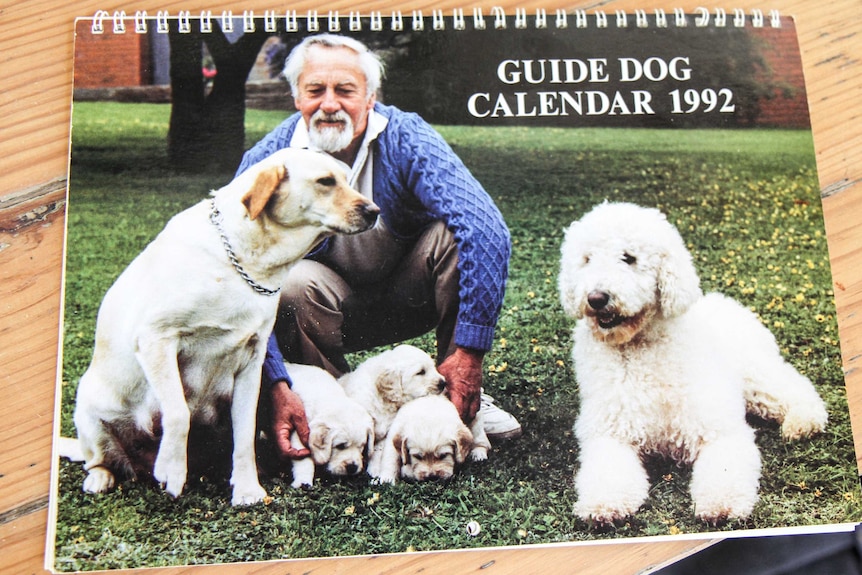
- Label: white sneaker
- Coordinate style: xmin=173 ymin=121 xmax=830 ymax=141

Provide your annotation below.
xmin=480 ymin=393 xmax=522 ymax=441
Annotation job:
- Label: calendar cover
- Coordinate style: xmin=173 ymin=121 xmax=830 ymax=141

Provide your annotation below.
xmin=48 ymin=9 xmax=860 ymax=572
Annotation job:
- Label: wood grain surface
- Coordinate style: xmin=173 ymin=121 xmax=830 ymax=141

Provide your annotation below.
xmin=1 ymin=1 xmax=859 ymax=574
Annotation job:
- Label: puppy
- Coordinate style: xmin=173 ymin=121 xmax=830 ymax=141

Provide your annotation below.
xmin=369 ymin=395 xmax=490 ymax=483
xmin=283 ymin=363 xmax=374 ymax=488
xmin=558 ymin=201 xmax=827 ymax=524
xmin=339 ymin=344 xmax=447 ymax=443
xmin=69 ymin=148 xmax=379 ymax=505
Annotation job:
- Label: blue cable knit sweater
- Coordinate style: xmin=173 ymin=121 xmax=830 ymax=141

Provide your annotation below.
xmin=237 ymin=103 xmax=511 ymax=385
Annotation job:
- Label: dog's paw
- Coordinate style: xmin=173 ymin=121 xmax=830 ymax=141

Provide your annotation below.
xmin=82 ymin=466 xmax=115 ymax=493
xmin=690 ymin=440 xmax=760 ymax=524
xmin=692 ymin=478 xmax=757 ymax=524
xmin=781 ymin=406 xmax=828 ymax=441
xmin=290 ymin=457 xmax=315 ymax=488
xmin=371 ymin=474 xmax=397 ymax=485
xmin=696 ymin=510 xmax=730 ymax=526
xmin=57 ymin=437 xmax=86 ymax=462
xmin=572 ymin=503 xmax=630 ymax=528
xmin=231 ymin=482 xmax=267 ymax=506
xmin=290 ymin=478 xmax=313 ymax=489
xmin=470 ymin=446 xmax=488 ymax=461
xmin=153 ymin=455 xmax=187 ymax=498
xmin=573 ymin=482 xmax=646 ymax=525
xmin=573 ymin=501 xmax=633 ymax=526
xmin=694 ymin=501 xmax=753 ymax=525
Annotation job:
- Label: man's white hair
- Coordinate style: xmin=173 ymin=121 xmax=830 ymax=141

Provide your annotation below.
xmin=283 ymin=34 xmax=384 ymax=98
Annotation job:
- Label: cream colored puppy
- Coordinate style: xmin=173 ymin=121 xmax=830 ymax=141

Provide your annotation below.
xmin=339 ymin=345 xmax=447 ymax=443
xmin=369 ymin=395 xmax=490 ymax=483
xmin=284 ymin=363 xmax=374 ymax=488
xmin=70 ymin=148 xmax=378 ymax=506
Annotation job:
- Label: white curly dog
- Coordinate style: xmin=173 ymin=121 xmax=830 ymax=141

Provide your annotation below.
xmin=558 ymin=202 xmax=828 ymax=524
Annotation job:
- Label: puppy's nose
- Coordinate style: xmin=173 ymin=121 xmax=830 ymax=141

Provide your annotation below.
xmin=587 ymin=290 xmax=610 ymax=310
xmin=346 ymin=463 xmax=359 ymax=475
xmin=437 ymin=378 xmax=447 ymax=393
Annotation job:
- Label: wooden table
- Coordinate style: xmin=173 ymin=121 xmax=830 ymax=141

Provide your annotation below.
xmin=2 ymin=1 xmax=859 ymax=573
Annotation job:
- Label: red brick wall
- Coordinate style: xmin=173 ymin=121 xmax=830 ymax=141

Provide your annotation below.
xmin=749 ymin=25 xmax=811 ymax=129
xmin=74 ymin=24 xmax=151 ymax=88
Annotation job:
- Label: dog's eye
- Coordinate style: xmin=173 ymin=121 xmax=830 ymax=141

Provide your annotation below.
xmin=334 ymin=442 xmax=347 ymax=450
xmin=622 ymin=253 xmax=637 ymax=265
xmin=413 ymin=453 xmax=425 ymax=461
xmin=316 ymin=176 xmax=337 ymax=187
xmin=583 ymin=255 xmax=591 ymax=264
xmin=416 ymin=368 xmax=426 ymax=376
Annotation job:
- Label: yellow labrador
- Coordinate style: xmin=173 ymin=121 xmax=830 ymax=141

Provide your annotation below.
xmin=70 ymin=148 xmax=378 ymax=505
xmin=369 ymin=395 xmax=490 ymax=483
xmin=339 ymin=344 xmax=448 ymax=444
xmin=283 ymin=363 xmax=375 ymax=488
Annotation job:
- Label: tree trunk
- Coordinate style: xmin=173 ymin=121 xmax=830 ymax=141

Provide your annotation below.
xmin=167 ymin=20 xmax=270 ymax=174
xmin=167 ymin=24 xmax=206 ymax=173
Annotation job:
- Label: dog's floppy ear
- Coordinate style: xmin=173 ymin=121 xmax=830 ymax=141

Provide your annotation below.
xmin=657 ymin=220 xmax=702 ymax=318
xmin=309 ymin=422 xmax=332 ymax=465
xmin=393 ymin=432 xmax=408 ymax=467
xmin=376 ymin=368 xmax=405 ymax=404
xmin=558 ymin=222 xmax=584 ymax=318
xmin=242 ymin=163 xmax=286 ymax=220
xmin=364 ymin=427 xmax=375 ymax=462
xmin=454 ymin=426 xmax=474 ymax=464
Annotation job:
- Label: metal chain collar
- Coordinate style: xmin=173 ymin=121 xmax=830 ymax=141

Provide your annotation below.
xmin=209 ymin=198 xmax=281 ymax=296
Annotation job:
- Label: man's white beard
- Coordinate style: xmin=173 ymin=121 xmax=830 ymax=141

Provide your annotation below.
xmin=309 ymin=110 xmax=354 ymax=153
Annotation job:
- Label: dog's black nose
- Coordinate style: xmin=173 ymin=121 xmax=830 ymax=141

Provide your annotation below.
xmin=587 ymin=291 xmax=610 ymax=310
xmin=437 ymin=378 xmax=447 ymax=392
xmin=361 ymin=202 xmax=380 ymax=224
xmin=346 ymin=463 xmax=359 ymax=475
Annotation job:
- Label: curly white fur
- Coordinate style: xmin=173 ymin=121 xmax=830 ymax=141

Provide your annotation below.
xmin=559 ymin=202 xmax=828 ymax=524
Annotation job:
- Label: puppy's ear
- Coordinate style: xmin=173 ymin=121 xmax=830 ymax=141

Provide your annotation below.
xmin=377 ymin=368 xmax=405 ymax=404
xmin=657 ymin=226 xmax=702 ymax=318
xmin=242 ymin=164 xmax=286 ymax=220
xmin=364 ymin=428 xmax=375 ymax=462
xmin=393 ymin=433 xmax=408 ymax=467
xmin=309 ymin=422 xmax=332 ymax=465
xmin=558 ymin=222 xmax=584 ymax=319
xmin=455 ymin=425 xmax=474 ymax=464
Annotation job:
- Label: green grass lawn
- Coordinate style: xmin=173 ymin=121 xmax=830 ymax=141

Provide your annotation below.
xmin=53 ymin=102 xmax=860 ymax=571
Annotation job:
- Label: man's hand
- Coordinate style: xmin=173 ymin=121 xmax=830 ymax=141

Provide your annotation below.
xmin=439 ymin=347 xmax=484 ymax=423
xmin=270 ymin=380 xmax=311 ymax=460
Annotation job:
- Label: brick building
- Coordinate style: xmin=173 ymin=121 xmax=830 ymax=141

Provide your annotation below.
xmin=73 ymin=27 xmax=153 ymax=88
xmin=749 ymin=25 xmax=811 ymax=128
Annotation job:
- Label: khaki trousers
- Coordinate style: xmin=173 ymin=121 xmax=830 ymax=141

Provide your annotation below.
xmin=275 ymin=220 xmax=460 ymax=376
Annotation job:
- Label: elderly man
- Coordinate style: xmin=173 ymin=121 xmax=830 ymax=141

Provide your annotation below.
xmin=237 ymin=34 xmax=519 ymax=461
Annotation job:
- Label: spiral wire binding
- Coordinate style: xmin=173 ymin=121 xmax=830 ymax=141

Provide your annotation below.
xmin=89 ymin=7 xmax=782 ymax=35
